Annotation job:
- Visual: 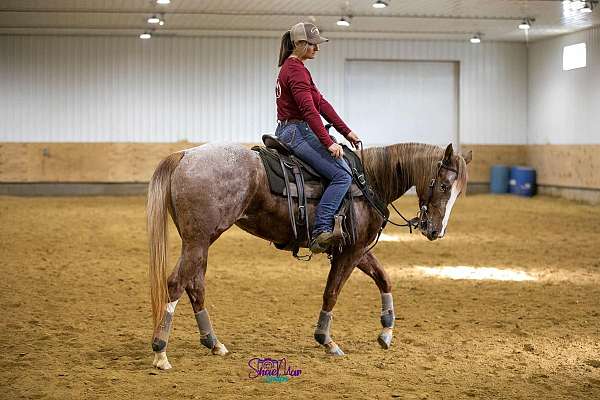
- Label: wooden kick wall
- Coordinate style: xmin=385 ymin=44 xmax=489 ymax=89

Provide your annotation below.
xmin=0 ymin=142 xmax=200 ymax=183
xmin=1 ymin=142 xmax=599 ymax=191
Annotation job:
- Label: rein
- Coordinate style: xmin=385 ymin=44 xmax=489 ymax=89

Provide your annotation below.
xmin=353 ymin=140 xmax=420 ymax=255
xmin=358 ymin=144 xmax=416 ymax=230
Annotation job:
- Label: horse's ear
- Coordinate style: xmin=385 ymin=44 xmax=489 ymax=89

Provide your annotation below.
xmin=463 ymin=150 xmax=473 ymax=165
xmin=443 ymin=143 xmax=453 ymax=163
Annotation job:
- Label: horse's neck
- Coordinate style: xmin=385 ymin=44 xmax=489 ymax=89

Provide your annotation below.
xmin=364 ymin=143 xmax=439 ymax=204
xmin=395 ymin=153 xmax=418 ymax=198
xmin=399 ymin=145 xmax=440 ymax=201
xmin=390 ymin=146 xmax=434 ymax=203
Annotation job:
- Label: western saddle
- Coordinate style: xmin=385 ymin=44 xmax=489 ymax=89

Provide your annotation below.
xmin=252 ymin=127 xmax=388 ymax=259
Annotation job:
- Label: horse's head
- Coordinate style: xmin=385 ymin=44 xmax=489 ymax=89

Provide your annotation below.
xmin=416 ymin=144 xmax=472 ymax=241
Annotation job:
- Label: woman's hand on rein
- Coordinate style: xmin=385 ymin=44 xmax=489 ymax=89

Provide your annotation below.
xmin=328 ymin=143 xmax=344 ymax=159
xmin=346 ymin=131 xmax=361 ymax=149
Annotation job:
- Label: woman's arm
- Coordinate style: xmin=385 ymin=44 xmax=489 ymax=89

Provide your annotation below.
xmin=319 ymin=97 xmax=351 ymax=137
xmin=320 ymin=98 xmax=361 ymax=148
xmin=287 ymin=64 xmax=335 ymax=148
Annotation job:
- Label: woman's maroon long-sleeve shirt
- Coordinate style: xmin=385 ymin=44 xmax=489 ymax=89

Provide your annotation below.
xmin=276 ymin=57 xmax=351 ymax=148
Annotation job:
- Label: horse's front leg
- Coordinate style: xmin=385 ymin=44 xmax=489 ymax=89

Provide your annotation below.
xmin=313 ymin=249 xmax=362 ymax=356
xmin=356 ymin=251 xmax=395 ymax=349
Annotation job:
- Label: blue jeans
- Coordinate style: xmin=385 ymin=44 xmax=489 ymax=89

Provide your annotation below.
xmin=275 ymin=121 xmax=352 ymax=235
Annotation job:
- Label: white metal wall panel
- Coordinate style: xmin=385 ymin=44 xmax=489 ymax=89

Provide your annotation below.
xmin=0 ymin=35 xmax=526 ymax=144
xmin=528 ymin=26 xmax=600 ymax=144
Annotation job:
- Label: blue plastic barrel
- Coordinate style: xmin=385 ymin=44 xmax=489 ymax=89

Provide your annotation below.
xmin=490 ymin=165 xmax=510 ymax=194
xmin=509 ymin=166 xmax=537 ymax=197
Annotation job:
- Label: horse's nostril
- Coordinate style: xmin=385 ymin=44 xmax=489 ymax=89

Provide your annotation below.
xmin=431 ymin=230 xmax=438 ymax=238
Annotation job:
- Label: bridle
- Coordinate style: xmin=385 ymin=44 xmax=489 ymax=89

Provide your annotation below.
xmin=362 ymin=155 xmax=459 ymax=255
xmin=414 ymin=159 xmax=459 ymax=233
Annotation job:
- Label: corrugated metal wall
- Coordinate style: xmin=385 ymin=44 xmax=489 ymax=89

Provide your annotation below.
xmin=0 ymin=35 xmax=527 ymax=144
xmin=528 ymin=26 xmax=600 ymax=144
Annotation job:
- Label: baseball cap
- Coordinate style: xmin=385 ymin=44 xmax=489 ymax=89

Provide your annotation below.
xmin=289 ymin=22 xmax=329 ymax=45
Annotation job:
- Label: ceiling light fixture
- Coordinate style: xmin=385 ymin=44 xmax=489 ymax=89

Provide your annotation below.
xmin=337 ymin=16 xmax=351 ymax=27
xmin=571 ymin=0 xmax=586 ymax=10
xmin=470 ymin=34 xmax=481 ymax=44
xmin=518 ymin=17 xmax=532 ymax=30
xmin=159 ymin=20 xmax=165 ymax=25
xmin=139 ymin=32 xmax=152 ymax=39
xmin=581 ymin=1 xmax=594 ymax=12
xmin=156 ymin=0 xmax=170 ymax=4
xmin=147 ymin=15 xmax=160 ymax=24
xmin=563 ymin=0 xmax=596 ymax=12
xmin=372 ymin=0 xmax=389 ymax=9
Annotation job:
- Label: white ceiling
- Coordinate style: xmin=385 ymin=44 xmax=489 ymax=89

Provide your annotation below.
xmin=0 ymin=0 xmax=598 ymax=42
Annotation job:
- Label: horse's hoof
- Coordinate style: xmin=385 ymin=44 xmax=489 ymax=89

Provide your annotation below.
xmin=153 ymin=352 xmax=172 ymax=370
xmin=378 ymin=331 xmax=393 ymax=349
xmin=211 ymin=341 xmax=229 ymax=356
xmin=325 ymin=341 xmax=345 ymax=356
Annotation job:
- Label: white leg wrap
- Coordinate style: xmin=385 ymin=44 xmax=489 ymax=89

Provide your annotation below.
xmin=380 ymin=293 xmax=395 ymax=328
xmin=152 ymin=300 xmax=179 ymax=353
xmin=314 ymin=310 xmax=333 ymax=345
xmin=195 ymin=309 xmax=218 ymax=349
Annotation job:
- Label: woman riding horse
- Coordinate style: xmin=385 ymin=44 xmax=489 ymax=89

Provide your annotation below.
xmin=146 ymin=25 xmax=473 ymax=369
xmin=275 ymin=22 xmax=362 ymax=253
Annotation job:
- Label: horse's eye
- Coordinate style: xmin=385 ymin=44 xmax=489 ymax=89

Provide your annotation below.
xmin=440 ymin=184 xmax=448 ymax=192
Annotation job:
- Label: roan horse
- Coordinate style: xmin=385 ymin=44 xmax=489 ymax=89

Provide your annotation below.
xmin=147 ymin=141 xmax=472 ymax=369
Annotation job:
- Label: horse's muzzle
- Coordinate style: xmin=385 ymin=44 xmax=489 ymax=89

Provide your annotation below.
xmin=425 ymin=230 xmax=439 ymax=241
xmin=418 ymin=207 xmax=438 ymax=240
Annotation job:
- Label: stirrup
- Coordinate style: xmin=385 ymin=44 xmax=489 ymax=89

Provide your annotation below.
xmin=332 ymin=215 xmax=347 ymax=242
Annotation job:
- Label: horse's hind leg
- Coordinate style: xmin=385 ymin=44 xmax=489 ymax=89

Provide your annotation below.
xmin=151 ymin=257 xmax=182 ymax=370
xmin=152 ymin=241 xmax=209 ymax=370
xmin=185 ymin=264 xmax=228 ymax=356
xmin=356 ymin=251 xmax=396 ymax=349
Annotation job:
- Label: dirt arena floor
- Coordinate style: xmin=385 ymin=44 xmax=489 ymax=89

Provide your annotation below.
xmin=1 ymin=193 xmax=599 ymax=399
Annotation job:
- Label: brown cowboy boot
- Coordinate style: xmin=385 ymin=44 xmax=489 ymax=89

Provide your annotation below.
xmin=309 ymin=231 xmax=335 ymax=254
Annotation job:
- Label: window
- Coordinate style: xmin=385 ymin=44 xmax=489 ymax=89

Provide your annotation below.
xmin=563 ymin=43 xmax=587 ymax=71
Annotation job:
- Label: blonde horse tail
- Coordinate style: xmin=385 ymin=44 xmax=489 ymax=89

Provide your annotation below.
xmin=147 ymin=152 xmax=184 ymax=331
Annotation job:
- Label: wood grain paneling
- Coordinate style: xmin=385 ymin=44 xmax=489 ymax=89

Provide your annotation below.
xmin=0 ymin=142 xmax=200 ymax=182
xmin=460 ymin=144 xmax=527 ymax=183
xmin=1 ymin=143 xmax=598 ymax=190
xmin=527 ymin=145 xmax=600 ymax=189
